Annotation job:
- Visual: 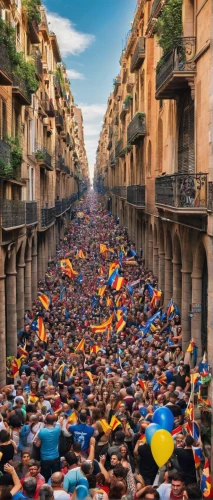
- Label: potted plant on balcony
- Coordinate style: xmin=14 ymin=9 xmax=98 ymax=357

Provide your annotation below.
xmin=155 ymin=0 xmax=183 ymax=73
xmin=22 ymin=0 xmax=41 ymax=24
xmin=124 ymin=94 xmax=133 ymax=108
xmin=5 ymin=136 xmax=22 ymax=180
xmin=0 ymin=159 xmax=13 ymax=179
xmin=35 ymin=149 xmax=45 ymax=161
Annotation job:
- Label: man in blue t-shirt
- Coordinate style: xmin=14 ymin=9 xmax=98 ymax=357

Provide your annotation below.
xmin=35 ymin=414 xmax=61 ymax=482
xmin=67 ymin=411 xmax=94 ymax=452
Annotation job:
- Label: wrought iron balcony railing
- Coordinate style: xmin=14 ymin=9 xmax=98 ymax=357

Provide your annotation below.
xmin=26 ymin=201 xmax=38 ymax=225
xmin=115 ymin=138 xmax=123 ymax=158
xmin=0 ymin=44 xmax=12 ymax=85
xmin=34 ymin=52 xmax=43 ymax=78
xmin=55 ymin=111 xmax=64 ymax=129
xmin=155 ymin=173 xmax=208 ymax=211
xmin=42 ymin=95 xmax=55 ymax=117
xmin=156 ymin=37 xmax=196 ymax=99
xmin=70 ymin=193 xmax=78 ymax=204
xmin=130 ymin=37 xmax=146 ymax=73
xmin=127 ymin=113 xmax=146 ymax=144
xmin=127 ymin=185 xmax=145 ymax=207
xmin=28 ymin=20 xmax=40 ymax=44
xmin=145 ymin=0 xmax=167 ymax=37
xmin=40 ymin=206 xmax=56 ymax=228
xmin=54 ymin=73 xmax=63 ymax=97
xmin=0 ymin=199 xmax=26 ymax=229
xmin=12 ymin=74 xmax=32 ymax=105
xmin=111 ymin=186 xmax=127 ymax=199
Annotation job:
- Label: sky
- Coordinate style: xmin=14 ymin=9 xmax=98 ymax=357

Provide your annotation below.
xmin=44 ymin=0 xmax=136 ymax=179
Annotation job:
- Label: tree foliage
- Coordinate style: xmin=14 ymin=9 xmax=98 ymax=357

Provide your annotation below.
xmin=155 ymin=0 xmax=183 ymax=55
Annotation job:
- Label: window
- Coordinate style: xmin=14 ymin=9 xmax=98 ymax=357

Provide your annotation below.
xmin=27 ymin=166 xmax=35 ymax=201
xmin=178 ymin=94 xmax=195 ymax=174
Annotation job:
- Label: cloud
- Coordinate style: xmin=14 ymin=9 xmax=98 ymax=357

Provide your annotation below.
xmin=46 ymin=10 xmax=95 ymax=57
xmin=78 ymin=104 xmax=106 ymax=179
xmin=66 ymin=69 xmax=85 ymax=80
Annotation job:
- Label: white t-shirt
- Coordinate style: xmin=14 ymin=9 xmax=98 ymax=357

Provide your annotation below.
xmin=53 ymin=489 xmax=70 ymax=500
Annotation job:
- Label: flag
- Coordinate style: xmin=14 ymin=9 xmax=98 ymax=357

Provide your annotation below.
xmin=138 ymin=434 xmax=146 ymax=443
xmin=106 ymin=297 xmax=114 ymax=308
xmin=92 ymin=296 xmax=98 ymax=309
xmin=144 ymin=284 xmax=154 ymax=298
xmin=171 ymin=425 xmax=183 ymax=437
xmin=99 ymin=419 xmax=111 ymax=433
xmin=91 ymin=313 xmax=114 ymax=333
xmin=68 ymin=411 xmax=78 ymax=424
xmin=17 ymin=346 xmax=28 ymax=357
xmin=90 ymin=345 xmax=100 ymax=354
xmin=112 ymin=275 xmax=126 ymax=291
xmin=110 ymin=415 xmax=121 ymax=431
xmin=38 ymin=317 xmax=47 ymax=343
xmin=185 ymin=403 xmax=194 ymax=421
xmin=139 ymin=310 xmax=162 ymax=335
xmin=78 ymin=273 xmax=83 ymax=284
xmin=106 ymin=327 xmax=111 ymax=342
xmin=190 ymin=373 xmax=200 ymax=385
xmin=38 ymin=293 xmax=50 ymax=310
xmin=158 ymin=375 xmax=167 ymax=385
xmin=100 ymin=244 xmax=108 ymax=254
xmin=108 ymin=248 xmax=115 ymax=253
xmin=85 ymin=371 xmax=93 ymax=384
xmin=151 ymin=289 xmax=162 ymax=307
xmin=116 ymin=315 xmax=127 ymax=334
xmin=201 ymin=459 xmax=213 ymax=498
xmin=12 ymin=358 xmax=21 ymax=378
xmin=187 ymin=340 xmax=195 ymax=353
xmin=109 ymin=262 xmax=119 ymax=277
xmin=29 ymin=395 xmax=39 ymax=404
xmin=60 ymin=258 xmax=72 ymax=270
xmin=98 ymin=286 xmax=107 ymax=297
xmin=99 ymin=266 xmax=105 ymax=276
xmin=75 ymin=339 xmax=85 ymax=352
xmin=127 ymin=284 xmax=133 ymax=295
xmin=78 ymin=250 xmax=86 ymax=259
xmin=138 ymin=380 xmax=147 ymax=391
xmin=193 ymin=447 xmax=203 ymax=468
xmin=108 ymin=268 xmax=120 ymax=286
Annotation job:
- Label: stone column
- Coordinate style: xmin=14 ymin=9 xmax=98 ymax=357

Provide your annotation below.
xmin=6 ymin=250 xmax=17 ymax=356
xmin=173 ymin=259 xmax=182 ymax=309
xmin=164 ymin=256 xmax=173 ymax=305
xmin=148 ymin=236 xmax=153 ymax=271
xmin=31 ymin=247 xmax=38 ymax=301
xmin=159 ymin=251 xmax=165 ymax=293
xmin=41 ymin=237 xmax=46 ymax=278
xmin=181 ymin=268 xmax=192 ymax=352
xmin=191 ymin=272 xmax=202 ymax=358
xmin=16 ymin=263 xmax=25 ymax=330
xmin=144 ymin=222 xmax=149 ymax=268
xmin=0 ymin=273 xmax=6 ymax=386
xmin=153 ymin=244 xmax=159 ymax=279
xmin=25 ymin=246 xmax=32 ymax=311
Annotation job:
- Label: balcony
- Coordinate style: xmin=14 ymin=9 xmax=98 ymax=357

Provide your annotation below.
xmin=34 ymin=52 xmax=43 ymax=79
xmin=42 ymin=95 xmax=55 ymax=117
xmin=36 ymin=147 xmax=53 ymax=171
xmin=113 ymin=76 xmax=121 ymax=97
xmin=12 ymin=74 xmax=32 ymax=105
xmin=110 ymin=151 xmax=116 ymax=167
xmin=49 ymin=33 xmax=61 ymax=63
xmin=28 ymin=20 xmax=40 ymax=44
xmin=26 ymin=201 xmax=38 ymax=226
xmin=120 ymin=98 xmax=132 ymax=121
xmin=156 ymin=37 xmax=196 ymax=100
xmin=127 ymin=185 xmax=145 ymax=208
xmin=145 ymin=0 xmax=166 ymax=37
xmin=0 ymin=44 xmax=12 ymax=85
xmin=40 ymin=206 xmax=56 ymax=229
xmin=155 ymin=173 xmax=208 ymax=213
xmin=0 ymin=199 xmax=26 ymax=229
xmin=54 ymin=73 xmax=63 ymax=98
xmin=70 ymin=193 xmax=78 ymax=204
xmin=111 ymin=186 xmax=127 ymax=199
xmin=115 ymin=139 xmax=124 ymax=158
xmin=55 ymin=111 xmax=64 ymax=130
xmin=130 ymin=37 xmax=146 ymax=73
xmin=39 ymin=7 xmax=49 ymax=41
xmin=127 ymin=113 xmax=146 ymax=144
xmin=55 ymin=200 xmax=63 ymax=216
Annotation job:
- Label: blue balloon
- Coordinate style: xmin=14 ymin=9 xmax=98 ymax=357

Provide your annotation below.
xmin=153 ymin=407 xmax=174 ymax=433
xmin=145 ymin=423 xmax=161 ymax=445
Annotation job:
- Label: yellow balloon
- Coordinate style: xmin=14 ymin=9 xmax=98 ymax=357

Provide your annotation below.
xmin=151 ymin=429 xmax=174 ymax=467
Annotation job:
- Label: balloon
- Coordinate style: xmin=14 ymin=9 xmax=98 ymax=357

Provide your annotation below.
xmin=145 ymin=423 xmax=160 ymax=445
xmin=153 ymin=406 xmax=174 ymax=433
xmin=151 ymin=429 xmax=174 ymax=467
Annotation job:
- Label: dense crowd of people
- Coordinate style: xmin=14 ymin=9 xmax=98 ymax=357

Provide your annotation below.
xmin=1 ymin=193 xmax=211 ymax=500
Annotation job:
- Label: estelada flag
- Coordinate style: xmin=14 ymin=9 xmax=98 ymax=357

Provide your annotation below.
xmin=38 ymin=316 xmax=47 ymax=343
xmin=100 ymin=244 xmax=108 ymax=254
xmin=98 ymin=286 xmax=107 ymax=297
xmin=112 ymin=275 xmax=126 ymax=291
xmin=38 ymin=293 xmax=50 ymax=310
xmin=109 ymin=262 xmax=119 ymax=277
xmin=151 ymin=289 xmax=162 ymax=307
xmin=99 ymin=419 xmax=111 ymax=433
xmin=75 ymin=338 xmax=85 ymax=352
xmin=110 ymin=415 xmax=121 ymax=431
xmin=138 ymin=379 xmax=147 ymax=391
xmin=90 ymin=313 xmax=114 ymax=333
xmin=201 ymin=459 xmax=213 ymax=498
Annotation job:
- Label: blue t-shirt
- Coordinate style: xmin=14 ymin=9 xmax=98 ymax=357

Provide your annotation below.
xmin=38 ymin=424 xmax=61 ymax=460
xmin=63 ymin=468 xmax=88 ymax=493
xmin=68 ymin=423 xmax=94 ymax=451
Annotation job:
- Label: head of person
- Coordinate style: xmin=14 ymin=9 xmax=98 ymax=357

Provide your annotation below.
xmin=141 ymin=487 xmax=160 ymax=500
xmin=79 ymin=411 xmax=87 ymax=424
xmin=109 ymin=481 xmax=126 ymax=500
xmin=110 ymin=452 xmax=122 ymax=468
xmin=28 ymin=459 xmax=40 ymax=477
xmin=81 ymin=461 xmax=93 ymax=476
xmin=64 ymin=451 xmax=78 ymax=468
xmin=45 ymin=414 xmax=56 ymax=426
xmin=21 ymin=449 xmax=31 ymax=466
xmin=170 ymin=472 xmax=185 ymax=497
xmin=39 ymin=485 xmax=54 ymax=500
xmin=114 ymin=431 xmax=125 ymax=445
xmin=113 ymin=464 xmax=127 ymax=480
xmin=51 ymin=472 xmax=64 ymax=489
xmin=0 ymin=430 xmax=10 ymax=443
xmin=183 ymin=484 xmax=203 ymax=499
xmin=185 ymin=435 xmax=194 ymax=447
xmin=23 ymin=477 xmax=37 ymax=498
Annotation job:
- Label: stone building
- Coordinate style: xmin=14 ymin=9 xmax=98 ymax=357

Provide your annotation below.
xmin=95 ymin=0 xmax=212 ymax=368
xmin=0 ymin=0 xmax=89 ymax=384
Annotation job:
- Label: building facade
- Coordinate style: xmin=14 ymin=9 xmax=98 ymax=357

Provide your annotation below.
xmin=95 ymin=0 xmax=213 ymax=377
xmin=0 ymin=0 xmax=89 ymax=384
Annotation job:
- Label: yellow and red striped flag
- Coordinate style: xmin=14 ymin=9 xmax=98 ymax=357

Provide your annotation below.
xmin=38 ymin=316 xmax=47 ymax=342
xmin=100 ymin=244 xmax=108 ymax=254
xmin=91 ymin=313 xmax=114 ymax=333
xmin=100 ymin=419 xmax=111 ymax=433
xmin=90 ymin=345 xmax=100 ymax=354
xmin=138 ymin=379 xmax=147 ymax=391
xmin=38 ymin=293 xmax=50 ymax=310
xmin=98 ymin=286 xmax=106 ymax=297
xmin=85 ymin=371 xmax=93 ymax=384
xmin=110 ymin=415 xmax=121 ymax=431
xmin=109 ymin=262 xmax=119 ymax=277
xmin=78 ymin=250 xmax=86 ymax=259
xmin=75 ymin=339 xmax=85 ymax=352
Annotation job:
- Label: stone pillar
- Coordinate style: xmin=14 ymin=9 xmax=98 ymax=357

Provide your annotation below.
xmin=164 ymin=256 xmax=173 ymax=305
xmin=16 ymin=263 xmax=25 ymax=330
xmin=159 ymin=251 xmax=165 ymax=293
xmin=6 ymin=250 xmax=17 ymax=356
xmin=173 ymin=259 xmax=182 ymax=309
xmin=181 ymin=268 xmax=192 ymax=352
xmin=153 ymin=244 xmax=159 ymax=279
xmin=144 ymin=222 xmax=149 ymax=268
xmin=41 ymin=237 xmax=46 ymax=278
xmin=191 ymin=272 xmax=202 ymax=359
xmin=148 ymin=236 xmax=153 ymax=271
xmin=0 ymin=273 xmax=6 ymax=386
xmin=25 ymin=245 xmax=32 ymax=311
xmin=31 ymin=248 xmax=38 ymax=301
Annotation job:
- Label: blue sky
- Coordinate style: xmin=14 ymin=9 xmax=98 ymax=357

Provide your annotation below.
xmin=45 ymin=0 xmax=136 ymax=178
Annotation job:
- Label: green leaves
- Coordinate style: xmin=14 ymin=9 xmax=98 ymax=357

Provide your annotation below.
xmin=155 ymin=0 xmax=183 ymax=55
xmin=22 ymin=0 xmax=41 ymax=24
